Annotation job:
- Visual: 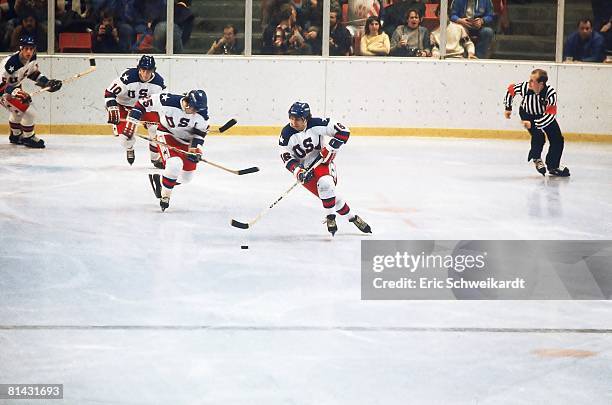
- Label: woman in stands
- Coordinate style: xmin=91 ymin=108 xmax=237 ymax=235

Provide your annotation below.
xmin=359 ymin=16 xmax=390 ymax=56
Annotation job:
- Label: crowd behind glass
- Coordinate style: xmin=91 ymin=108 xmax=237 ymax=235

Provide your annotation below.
xmin=0 ymin=0 xmax=610 ymax=62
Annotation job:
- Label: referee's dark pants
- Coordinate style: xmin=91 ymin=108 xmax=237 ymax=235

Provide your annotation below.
xmin=520 ymin=108 xmax=564 ymax=170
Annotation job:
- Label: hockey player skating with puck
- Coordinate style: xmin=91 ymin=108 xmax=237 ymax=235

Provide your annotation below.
xmin=0 ymin=36 xmax=62 ymax=148
xmin=504 ymin=69 xmax=570 ymax=177
xmin=279 ymin=102 xmax=372 ymax=236
xmin=104 ymin=55 xmax=166 ymax=167
xmin=122 ymin=89 xmax=209 ymax=212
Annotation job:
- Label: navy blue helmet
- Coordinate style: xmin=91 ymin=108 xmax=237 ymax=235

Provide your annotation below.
xmin=19 ymin=35 xmax=36 ymax=48
xmin=137 ymin=55 xmax=156 ymax=71
xmin=184 ymin=90 xmax=208 ymax=113
xmin=288 ymin=102 xmax=311 ymax=120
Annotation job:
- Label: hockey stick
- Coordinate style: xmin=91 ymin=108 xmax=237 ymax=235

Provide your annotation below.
xmin=230 ymin=156 xmax=323 ymax=229
xmin=31 ymin=58 xmax=96 ymax=96
xmin=117 ymin=117 xmax=237 ymax=134
xmin=136 ymin=132 xmax=259 ymax=176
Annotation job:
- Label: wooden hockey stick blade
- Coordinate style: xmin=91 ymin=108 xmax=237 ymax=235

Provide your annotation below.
xmin=231 ymin=219 xmax=250 ymax=229
xmin=218 ymin=118 xmax=237 ymax=133
xmin=237 ymin=167 xmax=260 ymax=175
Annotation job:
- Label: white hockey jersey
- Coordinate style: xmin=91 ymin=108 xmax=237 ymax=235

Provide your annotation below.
xmin=278 ymin=117 xmax=350 ymax=172
xmin=0 ymin=52 xmax=43 ymax=95
xmin=104 ymin=67 xmax=166 ymax=108
xmin=132 ymin=92 xmax=209 ymax=145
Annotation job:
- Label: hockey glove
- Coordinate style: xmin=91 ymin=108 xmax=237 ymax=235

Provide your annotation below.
xmin=11 ymin=88 xmax=32 ymax=104
xmin=186 ymin=147 xmax=202 ymax=163
xmin=123 ymin=117 xmax=138 ymax=138
xmin=47 ymin=79 xmax=63 ymax=93
xmin=107 ymin=106 xmax=120 ymax=124
xmin=294 ymin=166 xmax=314 ymax=184
xmin=320 ymin=146 xmax=336 ymax=164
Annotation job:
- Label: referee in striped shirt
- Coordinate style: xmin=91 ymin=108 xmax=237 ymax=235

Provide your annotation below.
xmin=504 ymin=69 xmax=570 ymax=177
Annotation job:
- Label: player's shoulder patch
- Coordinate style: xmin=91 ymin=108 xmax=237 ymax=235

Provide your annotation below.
xmin=150 ymin=73 xmax=165 ymax=88
xmin=159 ymin=93 xmax=183 ymax=109
xmin=306 ymin=117 xmax=329 ymax=129
xmin=120 ymin=68 xmax=139 ymax=84
xmin=4 ymin=54 xmax=23 ymax=74
xmin=279 ymin=124 xmax=297 ymax=146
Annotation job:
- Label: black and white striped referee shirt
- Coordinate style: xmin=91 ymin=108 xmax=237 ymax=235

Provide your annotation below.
xmin=504 ymin=82 xmax=558 ymax=129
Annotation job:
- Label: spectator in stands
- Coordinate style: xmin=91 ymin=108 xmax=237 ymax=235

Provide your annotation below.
xmin=9 ymin=11 xmax=47 ymax=51
xmin=153 ymin=0 xmax=195 ymax=53
xmin=430 ymin=4 xmax=476 ymax=58
xmin=93 ymin=9 xmax=120 ymax=52
xmin=449 ymin=0 xmax=495 ymax=59
xmin=207 ymin=24 xmax=244 ymax=55
xmin=304 ymin=25 xmax=321 ymax=55
xmin=56 ymin=0 xmax=95 ymax=34
xmin=300 ymin=0 xmax=323 ymax=31
xmin=563 ymin=18 xmax=606 ymax=62
xmin=390 ymin=8 xmax=431 ymax=57
xmin=90 ymin=0 xmax=133 ymax=51
xmin=273 ymin=3 xmax=311 ymax=55
xmin=15 ymin=0 xmax=46 ymax=21
xmin=591 ymin=0 xmax=611 ymax=60
xmin=360 ymin=15 xmax=389 ymax=56
xmin=0 ymin=0 xmax=17 ymax=51
xmin=329 ymin=8 xmax=352 ymax=55
xmin=382 ymin=0 xmax=425 ymax=38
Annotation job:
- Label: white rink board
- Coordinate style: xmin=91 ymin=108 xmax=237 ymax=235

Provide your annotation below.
xmin=9 ymin=55 xmax=612 ymax=135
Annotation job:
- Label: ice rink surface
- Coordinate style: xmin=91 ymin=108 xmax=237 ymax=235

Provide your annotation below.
xmin=1 ymin=135 xmax=612 ymax=404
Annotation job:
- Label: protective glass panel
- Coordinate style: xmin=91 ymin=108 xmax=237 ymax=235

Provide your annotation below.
xmin=491 ymin=0 xmax=557 ymax=61
xmin=183 ymin=0 xmax=245 ymax=55
xmin=255 ymin=0 xmax=323 ymax=55
xmin=2 ymin=0 xmax=49 ymax=53
xmin=562 ymin=0 xmax=610 ymax=63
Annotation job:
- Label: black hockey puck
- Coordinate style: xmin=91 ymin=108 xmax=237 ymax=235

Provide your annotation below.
xmin=241 ymin=245 xmax=249 ymax=249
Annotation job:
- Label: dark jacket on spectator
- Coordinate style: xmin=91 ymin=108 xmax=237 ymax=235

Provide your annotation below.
xmin=563 ymin=30 xmax=606 ymax=62
xmin=330 ymin=22 xmax=352 ymax=56
xmin=450 ymin=0 xmax=495 ymax=25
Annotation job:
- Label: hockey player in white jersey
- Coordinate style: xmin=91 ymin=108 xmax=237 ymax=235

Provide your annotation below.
xmin=279 ymin=102 xmax=372 ymax=236
xmin=122 ymin=89 xmax=209 ymax=212
xmin=104 ymin=55 xmax=166 ymax=167
xmin=0 ymin=36 xmax=62 ymax=148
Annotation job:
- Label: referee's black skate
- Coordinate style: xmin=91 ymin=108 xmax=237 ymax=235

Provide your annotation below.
xmin=326 ymin=214 xmax=338 ymax=236
xmin=549 ymin=166 xmax=570 ymax=177
xmin=148 ymin=174 xmax=162 ymax=198
xmin=350 ymin=215 xmax=372 ymax=234
xmin=533 ymin=158 xmax=546 ymax=176
xmin=126 ymin=148 xmax=135 ymax=165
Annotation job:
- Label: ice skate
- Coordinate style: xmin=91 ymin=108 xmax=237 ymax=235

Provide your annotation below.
xmin=126 ymin=148 xmax=135 ymax=165
xmin=533 ymin=158 xmax=546 ymax=176
xmin=160 ymin=196 xmax=170 ymax=212
xmin=349 ymin=215 xmax=372 ymax=234
xmin=151 ymin=158 xmax=165 ymax=169
xmin=148 ymin=174 xmax=162 ymax=198
xmin=9 ymin=134 xmax=22 ymax=144
xmin=548 ymin=166 xmax=570 ymax=177
xmin=21 ymin=134 xmax=45 ymax=148
xmin=325 ymin=214 xmax=338 ymax=236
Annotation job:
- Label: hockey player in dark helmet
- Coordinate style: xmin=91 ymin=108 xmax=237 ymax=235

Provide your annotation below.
xmin=0 ymin=36 xmax=62 ymax=148
xmin=279 ymin=101 xmax=372 ymax=236
xmin=104 ymin=55 xmax=166 ymax=167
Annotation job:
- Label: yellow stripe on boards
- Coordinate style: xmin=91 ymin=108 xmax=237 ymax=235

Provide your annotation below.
xmin=0 ymin=124 xmax=610 ymax=142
